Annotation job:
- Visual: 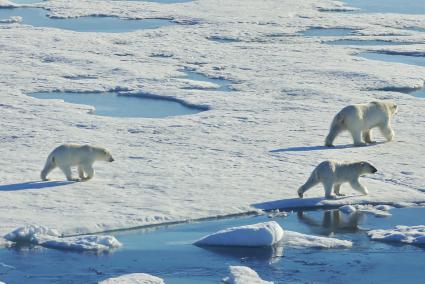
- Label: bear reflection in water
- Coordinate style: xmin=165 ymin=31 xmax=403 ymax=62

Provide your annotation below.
xmin=297 ymin=210 xmax=363 ymax=235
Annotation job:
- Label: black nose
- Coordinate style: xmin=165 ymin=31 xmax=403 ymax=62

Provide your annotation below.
xmin=110 ymin=158 xmax=114 ymax=162
xmin=372 ymin=167 xmax=377 ymax=173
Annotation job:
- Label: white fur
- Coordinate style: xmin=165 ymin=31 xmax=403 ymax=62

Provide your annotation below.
xmin=297 ymin=160 xmax=377 ymax=199
xmin=41 ymin=144 xmax=114 ymax=181
xmin=325 ymin=101 xmax=397 ymax=147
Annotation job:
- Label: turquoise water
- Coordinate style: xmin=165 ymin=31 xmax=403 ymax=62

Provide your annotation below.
xmin=326 ymin=39 xmax=419 ymax=46
xmin=182 ymin=70 xmax=233 ymax=92
xmin=1 ymin=207 xmax=424 ymax=284
xmin=0 ymin=8 xmax=172 ymax=32
xmin=343 ymin=0 xmax=425 ymax=14
xmin=301 ymin=28 xmax=356 ymax=37
xmin=29 ymin=92 xmax=207 ymax=118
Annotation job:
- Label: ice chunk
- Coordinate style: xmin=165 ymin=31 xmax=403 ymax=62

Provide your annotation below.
xmin=339 ymin=205 xmax=357 ymax=214
xmin=194 ymin=221 xmax=284 ymax=247
xmin=222 ymin=266 xmax=273 ymax=284
xmin=4 ymin=225 xmax=121 ymax=252
xmin=338 ymin=204 xmax=392 ymax=217
xmin=4 ymin=225 xmax=60 ymax=243
xmin=99 ymin=273 xmax=164 ymax=284
xmin=283 ymin=231 xmax=352 ymax=248
xmin=0 ymin=16 xmax=22 ymax=24
xmin=368 ymin=225 xmax=425 ymax=245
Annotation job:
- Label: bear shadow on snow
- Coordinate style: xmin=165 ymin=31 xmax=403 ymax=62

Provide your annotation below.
xmin=0 ymin=181 xmax=75 ymax=191
xmin=270 ymin=141 xmax=385 ymax=153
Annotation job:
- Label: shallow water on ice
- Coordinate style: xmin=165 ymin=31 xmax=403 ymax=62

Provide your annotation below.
xmin=326 ymin=39 xmax=419 ymax=46
xmin=181 ymin=70 xmax=233 ymax=92
xmin=29 ymin=92 xmax=206 ymax=118
xmin=301 ymin=28 xmax=356 ymax=37
xmin=343 ymin=0 xmax=425 ymax=14
xmin=0 ymin=8 xmax=172 ymax=32
xmin=1 ymin=207 xmax=424 ymax=284
xmin=112 ymin=0 xmax=192 ymax=3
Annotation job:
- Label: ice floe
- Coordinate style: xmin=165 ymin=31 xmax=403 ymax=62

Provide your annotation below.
xmin=5 ymin=225 xmax=121 ymax=252
xmin=282 ymin=230 xmax=352 ymax=249
xmin=195 ymin=221 xmax=283 ymax=247
xmin=222 ymin=266 xmax=273 ymax=284
xmin=99 ymin=273 xmax=165 ymax=284
xmin=368 ymin=225 xmax=425 ymax=245
xmin=339 ymin=204 xmax=392 ymax=217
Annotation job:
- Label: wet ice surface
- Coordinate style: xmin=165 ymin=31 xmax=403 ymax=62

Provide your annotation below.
xmin=0 ymin=8 xmax=172 ymax=32
xmin=182 ymin=70 xmax=233 ymax=92
xmin=29 ymin=92 xmax=207 ymax=118
xmin=343 ymin=0 xmax=425 ymax=14
xmin=112 ymin=0 xmax=192 ymax=3
xmin=0 ymin=207 xmax=424 ymax=284
xmin=326 ymin=39 xmax=420 ymax=46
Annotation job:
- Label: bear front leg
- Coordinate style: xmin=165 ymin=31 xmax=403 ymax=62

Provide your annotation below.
xmin=349 ymin=179 xmax=369 ymax=195
xmin=60 ymin=166 xmax=79 ymax=182
xmin=350 ymin=130 xmax=367 ymax=147
xmin=333 ymin=184 xmax=344 ymax=196
xmin=379 ymin=123 xmax=394 ymax=142
xmin=362 ymin=129 xmax=373 ymax=144
xmin=82 ymin=164 xmax=95 ymax=181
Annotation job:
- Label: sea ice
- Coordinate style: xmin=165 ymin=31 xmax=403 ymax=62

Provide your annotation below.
xmin=339 ymin=204 xmax=392 ymax=217
xmin=194 ymin=221 xmax=284 ymax=247
xmin=282 ymin=230 xmax=352 ymax=249
xmin=368 ymin=225 xmax=425 ymax=245
xmin=5 ymin=225 xmax=121 ymax=252
xmin=99 ymin=273 xmax=165 ymax=284
xmin=222 ymin=266 xmax=273 ymax=284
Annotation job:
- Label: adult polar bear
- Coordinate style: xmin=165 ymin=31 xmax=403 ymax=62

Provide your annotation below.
xmin=325 ymin=101 xmax=397 ymax=147
xmin=41 ymin=144 xmax=114 ymax=181
xmin=297 ymin=160 xmax=377 ymax=199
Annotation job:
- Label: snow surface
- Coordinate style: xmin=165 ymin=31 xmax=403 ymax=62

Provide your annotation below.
xmin=339 ymin=204 xmax=392 ymax=217
xmin=195 ymin=221 xmax=283 ymax=247
xmin=222 ymin=266 xmax=273 ymax=284
xmin=1 ymin=0 xmax=425 ymax=238
xmin=99 ymin=273 xmax=165 ymax=284
xmin=282 ymin=230 xmax=352 ymax=249
xmin=5 ymin=225 xmax=121 ymax=251
xmin=368 ymin=225 xmax=425 ymax=245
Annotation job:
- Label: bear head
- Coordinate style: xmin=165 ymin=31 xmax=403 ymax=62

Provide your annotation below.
xmin=358 ymin=161 xmax=377 ymax=175
xmin=94 ymin=147 xmax=114 ymax=162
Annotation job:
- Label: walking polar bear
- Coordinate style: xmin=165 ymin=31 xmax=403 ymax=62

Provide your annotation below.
xmin=325 ymin=101 xmax=397 ymax=147
xmin=297 ymin=160 xmax=377 ymax=199
xmin=41 ymin=144 xmax=114 ymax=181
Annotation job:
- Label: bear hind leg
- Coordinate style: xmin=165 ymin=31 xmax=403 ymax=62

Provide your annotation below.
xmin=325 ymin=124 xmax=344 ymax=147
xmin=78 ymin=166 xmax=86 ymax=179
xmin=350 ymin=129 xmax=367 ymax=147
xmin=59 ymin=166 xmax=79 ymax=182
xmin=333 ymin=184 xmax=344 ymax=196
xmin=298 ymin=172 xmax=319 ymax=198
xmin=41 ymin=160 xmax=56 ymax=181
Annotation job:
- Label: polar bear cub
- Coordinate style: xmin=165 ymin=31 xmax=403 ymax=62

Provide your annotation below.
xmin=325 ymin=101 xmax=397 ymax=147
xmin=297 ymin=160 xmax=377 ymax=199
xmin=41 ymin=144 xmax=114 ymax=181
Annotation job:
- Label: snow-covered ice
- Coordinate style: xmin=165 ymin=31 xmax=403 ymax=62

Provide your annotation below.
xmin=5 ymin=225 xmax=121 ymax=251
xmin=222 ymin=266 xmax=273 ymax=284
xmin=0 ymin=0 xmax=425 ymax=238
xmin=195 ymin=221 xmax=283 ymax=247
xmin=282 ymin=230 xmax=352 ymax=249
xmin=368 ymin=225 xmax=425 ymax=245
xmin=99 ymin=273 xmax=165 ymax=284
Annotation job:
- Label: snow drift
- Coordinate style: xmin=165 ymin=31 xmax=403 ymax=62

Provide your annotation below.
xmin=194 ymin=221 xmax=284 ymax=247
xmin=222 ymin=266 xmax=273 ymax=284
xmin=99 ymin=273 xmax=165 ymax=284
xmin=282 ymin=230 xmax=352 ymax=249
xmin=5 ymin=225 xmax=121 ymax=252
xmin=368 ymin=225 xmax=425 ymax=245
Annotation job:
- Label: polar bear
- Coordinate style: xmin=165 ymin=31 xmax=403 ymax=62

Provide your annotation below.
xmin=325 ymin=101 xmax=397 ymax=147
xmin=297 ymin=160 xmax=377 ymax=199
xmin=41 ymin=144 xmax=114 ymax=181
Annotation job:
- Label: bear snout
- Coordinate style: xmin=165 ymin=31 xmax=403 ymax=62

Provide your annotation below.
xmin=371 ymin=166 xmax=378 ymax=173
xmin=109 ymin=157 xmax=114 ymax=162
